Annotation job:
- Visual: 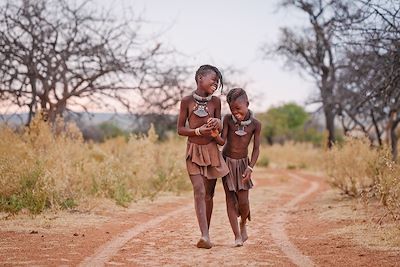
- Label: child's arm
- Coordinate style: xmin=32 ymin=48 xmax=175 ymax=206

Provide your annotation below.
xmin=249 ymin=121 xmax=261 ymax=168
xmin=208 ymin=97 xmax=223 ymax=131
xmin=213 ymin=115 xmax=229 ymax=146
xmin=243 ymin=121 xmax=261 ymax=182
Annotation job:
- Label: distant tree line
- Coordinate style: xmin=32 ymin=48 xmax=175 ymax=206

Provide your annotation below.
xmin=258 ymin=103 xmax=327 ymax=146
xmin=264 ymin=0 xmax=400 ymax=159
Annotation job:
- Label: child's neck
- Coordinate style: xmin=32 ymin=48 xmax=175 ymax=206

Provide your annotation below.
xmin=243 ymin=110 xmax=251 ymax=121
xmin=194 ymin=88 xmax=210 ymax=97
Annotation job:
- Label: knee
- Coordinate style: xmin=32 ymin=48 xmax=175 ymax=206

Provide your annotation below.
xmin=238 ymin=202 xmax=249 ymax=212
xmin=193 ymin=184 xmax=205 ymax=199
xmin=225 ymin=193 xmax=235 ymax=205
xmin=205 ymin=189 xmax=215 ymax=201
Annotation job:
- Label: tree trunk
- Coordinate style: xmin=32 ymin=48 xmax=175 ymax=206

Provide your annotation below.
xmin=371 ymin=109 xmax=383 ymax=146
xmin=390 ymin=120 xmax=399 ymax=161
xmin=26 ymin=75 xmax=37 ymax=126
xmin=323 ymin=104 xmax=336 ymax=148
xmin=321 ymin=71 xmax=336 ymax=149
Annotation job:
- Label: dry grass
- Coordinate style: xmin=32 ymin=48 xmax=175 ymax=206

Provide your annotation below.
xmin=324 ymin=137 xmax=380 ymax=197
xmin=324 ymin=137 xmax=400 ymax=222
xmin=318 ymin=189 xmax=400 ymax=250
xmin=258 ymin=142 xmax=323 ymax=171
xmin=258 ymin=138 xmax=400 ymax=225
xmin=0 ymin=116 xmax=190 ymax=214
xmin=2 ymin=115 xmax=399 ymax=226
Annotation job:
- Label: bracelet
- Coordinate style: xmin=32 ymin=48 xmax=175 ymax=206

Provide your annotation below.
xmin=247 ymin=165 xmax=254 ymax=172
xmin=195 ymin=127 xmax=201 ymax=136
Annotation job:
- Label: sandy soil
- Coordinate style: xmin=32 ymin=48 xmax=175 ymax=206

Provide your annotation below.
xmin=0 ymin=168 xmax=399 ymax=266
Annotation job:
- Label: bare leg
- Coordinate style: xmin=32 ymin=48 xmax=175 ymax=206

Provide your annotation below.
xmin=204 ymin=177 xmax=216 ymax=229
xmin=238 ymin=189 xmax=250 ymax=243
xmin=222 ymin=178 xmax=242 ymax=247
xmin=189 ymin=174 xmax=212 ymax=249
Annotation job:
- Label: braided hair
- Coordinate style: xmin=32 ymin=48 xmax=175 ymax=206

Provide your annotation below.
xmin=195 ymin=65 xmax=224 ymax=90
xmin=226 ymin=88 xmax=248 ymax=104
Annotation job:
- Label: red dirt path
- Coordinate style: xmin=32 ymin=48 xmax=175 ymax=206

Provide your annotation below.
xmin=0 ymin=168 xmax=399 ymax=266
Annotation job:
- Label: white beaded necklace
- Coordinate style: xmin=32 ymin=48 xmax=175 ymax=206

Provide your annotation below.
xmin=192 ymin=92 xmax=212 ymax=118
xmin=231 ymin=110 xmax=253 ymax=136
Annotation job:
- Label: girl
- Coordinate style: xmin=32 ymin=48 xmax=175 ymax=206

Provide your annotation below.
xmin=219 ymin=88 xmax=261 ymax=247
xmin=177 ymin=65 xmax=229 ymax=249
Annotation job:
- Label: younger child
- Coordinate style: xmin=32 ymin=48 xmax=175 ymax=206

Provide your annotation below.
xmin=219 ymin=88 xmax=261 ymax=247
xmin=177 ymin=65 xmax=229 ymax=249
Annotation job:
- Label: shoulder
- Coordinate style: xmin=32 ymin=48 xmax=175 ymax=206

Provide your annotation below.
xmin=211 ymin=96 xmax=221 ymax=105
xmin=223 ymin=114 xmax=232 ymax=123
xmin=252 ymin=118 xmax=262 ymax=130
xmin=182 ymin=94 xmax=193 ymax=102
xmin=180 ymin=95 xmax=193 ymax=105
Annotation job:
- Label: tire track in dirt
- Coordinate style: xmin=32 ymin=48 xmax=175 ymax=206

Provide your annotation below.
xmin=79 ymin=204 xmax=192 ymax=267
xmin=2 ymin=169 xmax=398 ymax=266
xmin=270 ymin=172 xmax=319 ymax=267
xmin=80 ymin=169 xmax=318 ymax=266
xmin=87 ymin=170 xmax=306 ymax=266
xmin=102 ymin=181 xmax=284 ymax=266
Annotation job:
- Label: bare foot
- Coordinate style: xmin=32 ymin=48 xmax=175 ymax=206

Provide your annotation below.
xmin=196 ymin=237 xmax=212 ymax=249
xmin=234 ymin=237 xmax=243 ymax=247
xmin=240 ymin=221 xmax=248 ymax=243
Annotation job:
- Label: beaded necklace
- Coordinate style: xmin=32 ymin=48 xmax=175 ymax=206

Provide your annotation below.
xmin=192 ymin=92 xmax=212 ymax=118
xmin=231 ymin=110 xmax=253 ymax=136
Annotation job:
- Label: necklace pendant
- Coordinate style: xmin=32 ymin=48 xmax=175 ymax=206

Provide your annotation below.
xmin=194 ymin=105 xmax=208 ymax=117
xmin=235 ymin=126 xmax=247 ymax=136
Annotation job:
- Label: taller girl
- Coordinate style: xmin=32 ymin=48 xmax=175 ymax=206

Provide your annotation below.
xmin=177 ymin=65 xmax=229 ymax=249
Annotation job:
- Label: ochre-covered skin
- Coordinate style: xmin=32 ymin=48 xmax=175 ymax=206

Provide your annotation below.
xmin=177 ymin=66 xmax=226 ymax=249
xmin=220 ymin=89 xmax=261 ymax=246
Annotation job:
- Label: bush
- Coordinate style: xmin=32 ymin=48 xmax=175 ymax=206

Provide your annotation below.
xmin=0 ymin=118 xmax=190 ymax=214
xmin=325 ymin=137 xmax=400 ymax=221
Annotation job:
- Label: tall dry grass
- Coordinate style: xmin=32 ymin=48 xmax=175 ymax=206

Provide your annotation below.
xmin=0 ymin=116 xmax=190 ymax=214
xmin=258 ymin=138 xmax=400 ymax=222
xmin=324 ymin=137 xmax=400 ymax=221
xmin=257 ymin=142 xmax=323 ymax=171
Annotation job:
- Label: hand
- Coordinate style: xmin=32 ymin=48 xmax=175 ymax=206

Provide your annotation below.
xmin=199 ymin=124 xmax=214 ymax=136
xmin=211 ymin=129 xmax=219 ymax=137
xmin=242 ymin=168 xmax=252 ymax=183
xmin=207 ymin=118 xmax=222 ymax=130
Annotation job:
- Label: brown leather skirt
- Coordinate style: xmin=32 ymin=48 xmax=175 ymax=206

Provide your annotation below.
xmin=222 ymin=156 xmax=253 ymax=221
xmin=223 ymin=156 xmax=253 ymax=192
xmin=186 ymin=141 xmax=229 ymax=179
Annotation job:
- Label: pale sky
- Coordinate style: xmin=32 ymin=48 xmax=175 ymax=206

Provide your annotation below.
xmin=0 ymin=0 xmax=316 ymax=115
xmin=97 ymin=0 xmax=315 ymax=113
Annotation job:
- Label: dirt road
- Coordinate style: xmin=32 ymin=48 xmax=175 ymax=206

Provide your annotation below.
xmin=1 ymin=168 xmax=399 ymax=266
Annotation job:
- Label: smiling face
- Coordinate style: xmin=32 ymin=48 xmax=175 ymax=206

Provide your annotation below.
xmin=229 ymin=98 xmax=249 ymax=122
xmin=197 ymin=71 xmax=219 ymax=95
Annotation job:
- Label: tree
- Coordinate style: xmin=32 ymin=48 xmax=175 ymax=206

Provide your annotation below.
xmin=263 ymin=0 xmax=356 ymax=148
xmin=335 ymin=0 xmax=400 ymax=159
xmin=261 ymin=103 xmax=310 ymax=144
xmin=0 ymin=0 xmax=185 ymax=125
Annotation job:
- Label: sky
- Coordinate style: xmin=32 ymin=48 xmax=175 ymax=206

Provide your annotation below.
xmin=97 ymin=0 xmax=316 ymax=113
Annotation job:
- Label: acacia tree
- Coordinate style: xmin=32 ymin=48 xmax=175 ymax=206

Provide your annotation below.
xmin=0 ymin=0 xmax=188 ymax=125
xmin=263 ymin=0 xmax=357 ymax=148
xmin=336 ymin=0 xmax=400 ymax=159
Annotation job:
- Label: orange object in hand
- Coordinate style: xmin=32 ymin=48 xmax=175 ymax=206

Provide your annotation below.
xmin=211 ymin=129 xmax=219 ymax=137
